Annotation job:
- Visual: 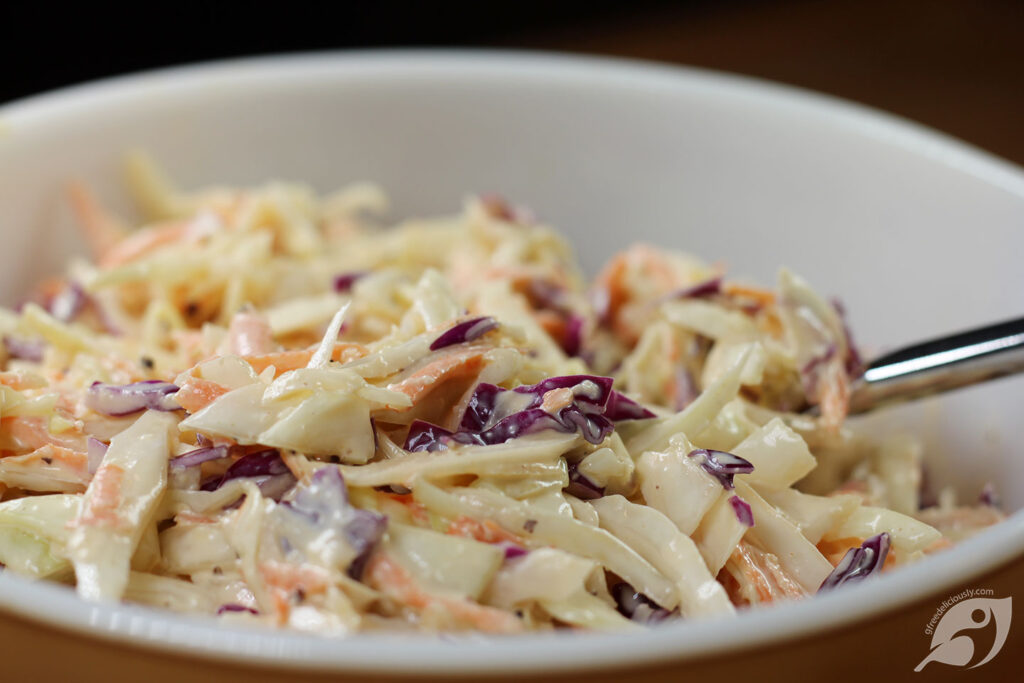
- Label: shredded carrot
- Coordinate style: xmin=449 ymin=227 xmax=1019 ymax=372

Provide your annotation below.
xmin=260 ymin=560 xmax=330 ymax=596
xmin=387 ymin=349 xmax=486 ymax=405
xmin=228 ymin=311 xmax=275 ymax=357
xmin=258 ymin=561 xmax=333 ymax=626
xmin=66 ymin=182 xmax=128 ymax=260
xmin=722 ymin=282 xmax=777 ymax=308
xmin=721 ymin=541 xmax=805 ymax=606
xmin=23 ymin=444 xmax=88 ymax=472
xmin=174 ymin=376 xmax=230 ymax=414
xmin=382 ymin=493 xmax=430 ymax=525
xmin=593 ymin=253 xmax=629 ymax=325
xmin=818 ymin=360 xmax=851 ymax=433
xmin=174 ymin=511 xmax=217 ymax=525
xmin=244 ymin=343 xmax=367 ymax=376
xmin=78 ymin=463 xmax=125 ymax=526
xmin=1 ymin=416 xmax=79 ymax=453
xmin=270 ymin=588 xmax=292 ymax=626
xmin=924 ymin=537 xmax=954 ymax=554
xmin=539 ymin=387 xmax=574 ymax=413
xmin=366 ymin=553 xmax=523 ymax=634
xmin=446 ymin=516 xmax=522 ymax=545
xmin=99 ymin=221 xmax=189 ymax=268
xmin=534 ymin=309 xmax=567 ymax=340
xmin=0 ymin=371 xmax=47 ymax=391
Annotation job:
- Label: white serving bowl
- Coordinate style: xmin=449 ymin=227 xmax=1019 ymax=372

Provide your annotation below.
xmin=1 ymin=51 xmax=1022 ymax=681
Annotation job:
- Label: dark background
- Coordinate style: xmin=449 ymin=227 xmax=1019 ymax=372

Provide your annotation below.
xmin=5 ymin=0 xmax=1023 ymax=164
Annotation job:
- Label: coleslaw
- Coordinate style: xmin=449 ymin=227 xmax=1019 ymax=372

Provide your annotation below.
xmin=0 ymin=153 xmax=1004 ymax=634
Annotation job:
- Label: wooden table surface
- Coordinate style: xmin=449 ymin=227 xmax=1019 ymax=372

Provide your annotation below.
xmin=499 ymin=0 xmax=1024 ymax=167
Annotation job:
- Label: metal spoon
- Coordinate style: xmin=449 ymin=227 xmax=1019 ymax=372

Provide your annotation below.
xmin=846 ymin=316 xmax=1024 ymax=415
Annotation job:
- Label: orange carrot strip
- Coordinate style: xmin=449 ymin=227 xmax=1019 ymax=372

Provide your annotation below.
xmin=381 ymin=493 xmax=430 ymax=525
xmin=366 ymin=554 xmax=523 ymax=634
xmin=1 ymin=416 xmax=80 ymax=452
xmin=446 ymin=516 xmax=522 ymax=545
xmin=387 ymin=350 xmax=485 ymax=405
xmin=174 ymin=377 xmax=230 ymax=414
xmin=99 ymin=221 xmax=189 ymax=268
xmin=79 ymin=463 xmax=125 ymax=526
xmin=228 ymin=311 xmax=275 ymax=357
xmin=0 ymin=371 xmax=47 ymax=390
xmin=243 ymin=343 xmax=367 ymax=376
xmin=66 ymin=182 xmax=128 ymax=260
xmin=723 ymin=282 xmax=777 ymax=307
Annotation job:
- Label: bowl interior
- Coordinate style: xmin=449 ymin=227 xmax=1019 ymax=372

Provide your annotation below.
xmin=1 ymin=51 xmax=1023 ymax=672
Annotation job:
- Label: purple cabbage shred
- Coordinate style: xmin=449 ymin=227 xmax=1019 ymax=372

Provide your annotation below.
xmin=564 ymin=460 xmax=605 ymax=500
xmin=404 ymin=375 xmax=640 ymax=452
xmin=279 ymin=467 xmax=387 ymax=580
xmin=85 ymin=380 xmax=181 ymax=416
xmin=687 ymin=449 xmax=754 ymax=490
xmin=217 ymin=604 xmax=259 ymax=615
xmin=604 ymin=390 xmax=657 ymax=421
xmin=3 ymin=336 xmax=45 ymax=362
xmin=332 ymin=272 xmax=367 ymax=293
xmin=729 ymin=495 xmax=755 ymax=527
xmin=86 ymin=437 xmax=108 ymax=475
xmin=979 ymin=483 xmax=1001 ymax=508
xmin=612 ymin=583 xmax=675 ymax=624
xmin=429 ymin=316 xmax=499 ymax=351
xmin=500 ymin=543 xmax=529 ymax=560
xmin=561 ymin=314 xmax=585 ymax=358
xmin=831 ymin=298 xmax=865 ymax=379
xmin=818 ymin=533 xmax=890 ymax=592
xmin=200 ymin=449 xmax=297 ymax=502
xmin=669 ymin=276 xmax=722 ymax=300
xmin=48 ymin=283 xmax=88 ymax=323
xmin=170 ymin=445 xmax=232 ymax=469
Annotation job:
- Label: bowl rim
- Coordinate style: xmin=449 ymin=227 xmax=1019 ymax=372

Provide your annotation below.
xmin=1 ymin=48 xmax=1023 ymax=675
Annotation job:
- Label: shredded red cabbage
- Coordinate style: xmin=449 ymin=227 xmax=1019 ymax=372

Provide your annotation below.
xmin=669 ymin=276 xmax=722 ymax=300
xmin=687 ymin=449 xmax=754 ymax=490
xmin=561 ymin=313 xmax=585 ymax=357
xmin=217 ymin=604 xmax=259 ymax=615
xmin=612 ymin=582 xmax=674 ymax=623
xmin=406 ymin=375 xmax=630 ymax=451
xmin=831 ymin=298 xmax=865 ymax=379
xmin=500 ymin=542 xmax=529 ymax=560
xmin=564 ymin=460 xmax=605 ymax=500
xmin=48 ymin=282 xmax=88 ymax=323
xmin=280 ymin=467 xmax=387 ymax=579
xmin=604 ymin=390 xmax=656 ymax=421
xmin=729 ymin=495 xmax=755 ymax=527
xmin=979 ymin=483 xmax=1001 ymax=508
xmin=86 ymin=437 xmax=108 ymax=475
xmin=671 ymin=367 xmax=698 ymax=411
xmin=332 ymin=271 xmax=368 ymax=293
xmin=170 ymin=445 xmax=232 ymax=469
xmin=799 ymin=342 xmax=837 ymax=397
xmin=3 ymin=336 xmax=45 ymax=362
xmin=818 ymin=533 xmax=890 ymax=592
xmin=85 ymin=380 xmax=181 ymax=416
xmin=429 ymin=316 xmax=499 ymax=351
xmin=479 ymin=194 xmax=534 ymax=224
xmin=201 ymin=449 xmax=297 ymax=502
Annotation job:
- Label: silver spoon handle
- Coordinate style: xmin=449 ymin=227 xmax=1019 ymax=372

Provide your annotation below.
xmin=847 ymin=316 xmax=1024 ymax=415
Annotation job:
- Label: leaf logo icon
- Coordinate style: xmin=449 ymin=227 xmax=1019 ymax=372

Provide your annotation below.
xmin=915 ymin=597 xmax=1012 ymax=671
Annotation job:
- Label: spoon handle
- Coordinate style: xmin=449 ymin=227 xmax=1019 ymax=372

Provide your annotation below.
xmin=847 ymin=316 xmax=1024 ymax=415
